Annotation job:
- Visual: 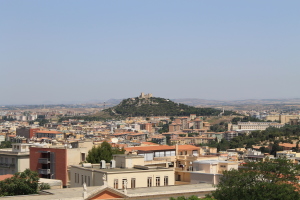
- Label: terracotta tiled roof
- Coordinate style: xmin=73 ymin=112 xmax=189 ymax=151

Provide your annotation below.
xmin=279 ymin=143 xmax=297 ymax=148
xmin=177 ymin=145 xmax=200 ymax=151
xmin=125 ymin=145 xmax=175 ymax=152
xmin=141 ymin=142 xmax=159 ymax=145
xmin=128 ymin=133 xmax=146 ymax=136
xmin=0 ymin=174 xmax=13 ymax=181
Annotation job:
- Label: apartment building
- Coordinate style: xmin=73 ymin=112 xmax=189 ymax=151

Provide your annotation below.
xmin=30 ymin=143 xmax=91 ymax=187
xmin=36 ymin=130 xmax=64 ymax=140
xmin=229 ymin=121 xmax=284 ymax=131
xmin=69 ymin=154 xmax=174 ymax=189
xmin=171 ymin=136 xmax=215 ymax=145
xmin=224 ymin=131 xmax=240 ymax=141
xmin=190 ymin=160 xmax=238 ymax=185
xmin=0 ymin=143 xmax=34 ymax=175
xmin=126 ymin=132 xmax=147 ymax=141
xmin=16 ymin=127 xmax=40 ymax=139
xmin=168 ymin=123 xmax=182 ymax=132
xmin=151 ymin=135 xmax=166 ymax=145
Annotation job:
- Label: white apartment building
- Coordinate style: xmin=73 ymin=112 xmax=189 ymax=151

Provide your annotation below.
xmin=230 ymin=121 xmax=284 ymax=131
xmin=69 ymin=154 xmax=174 ymax=189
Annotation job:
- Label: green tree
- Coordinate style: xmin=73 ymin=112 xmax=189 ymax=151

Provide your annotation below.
xmin=158 ymin=123 xmax=169 ymax=134
xmin=170 ymin=195 xmax=201 ymax=200
xmin=212 ymin=158 xmax=300 ymax=200
xmin=270 ymin=140 xmax=283 ymax=156
xmin=0 ymin=169 xmax=39 ymax=196
xmin=0 ymin=141 xmax=12 ymax=148
xmin=86 ymin=141 xmax=124 ymax=163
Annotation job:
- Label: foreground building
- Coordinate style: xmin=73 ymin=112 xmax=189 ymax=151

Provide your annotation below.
xmin=6 ymin=183 xmax=215 ymax=200
xmin=30 ymin=141 xmax=92 ymax=187
xmin=70 ymin=154 xmax=174 ymax=189
xmin=0 ymin=143 xmax=32 ymax=175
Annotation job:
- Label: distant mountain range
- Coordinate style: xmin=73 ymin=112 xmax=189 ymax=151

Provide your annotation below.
xmin=172 ymin=98 xmax=300 ymax=106
xmin=2 ymin=98 xmax=300 ymax=107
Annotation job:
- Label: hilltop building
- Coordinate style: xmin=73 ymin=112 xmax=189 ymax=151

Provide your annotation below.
xmin=139 ymin=92 xmax=153 ymax=99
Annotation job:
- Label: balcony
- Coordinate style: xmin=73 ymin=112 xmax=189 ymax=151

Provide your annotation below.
xmin=176 ymin=155 xmax=198 ymax=161
xmin=38 ymin=158 xmax=50 ymax=164
xmin=0 ymin=163 xmax=15 ymax=168
xmin=38 ymin=169 xmax=51 ymax=175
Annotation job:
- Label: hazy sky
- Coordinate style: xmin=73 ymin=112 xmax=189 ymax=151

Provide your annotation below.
xmin=1 ymin=1 xmax=300 ymax=105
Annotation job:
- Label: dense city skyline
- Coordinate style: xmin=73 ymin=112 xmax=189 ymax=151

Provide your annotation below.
xmin=1 ymin=1 xmax=300 ymax=105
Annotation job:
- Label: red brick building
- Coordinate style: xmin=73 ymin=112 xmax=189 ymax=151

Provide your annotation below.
xmin=30 ymin=147 xmax=68 ymax=187
xmin=16 ymin=127 xmax=40 ymax=139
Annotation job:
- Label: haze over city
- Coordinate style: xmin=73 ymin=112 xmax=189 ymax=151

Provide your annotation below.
xmin=1 ymin=1 xmax=300 ymax=105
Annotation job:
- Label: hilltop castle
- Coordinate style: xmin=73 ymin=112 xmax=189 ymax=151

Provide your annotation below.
xmin=139 ymin=92 xmax=153 ymax=99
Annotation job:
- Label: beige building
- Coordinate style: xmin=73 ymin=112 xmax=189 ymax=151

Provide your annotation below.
xmin=36 ymin=130 xmax=64 ymax=140
xmin=230 ymin=121 xmax=284 ymax=131
xmin=265 ymin=114 xmax=300 ymax=124
xmin=0 ymin=143 xmax=34 ymax=175
xmin=69 ymin=154 xmax=174 ymax=189
xmin=190 ymin=160 xmax=238 ymax=185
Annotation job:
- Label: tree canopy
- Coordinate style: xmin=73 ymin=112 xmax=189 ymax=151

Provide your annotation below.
xmin=0 ymin=141 xmax=12 ymax=148
xmin=0 ymin=169 xmax=39 ymax=196
xmin=86 ymin=141 xmax=125 ymax=163
xmin=212 ymin=158 xmax=300 ymax=200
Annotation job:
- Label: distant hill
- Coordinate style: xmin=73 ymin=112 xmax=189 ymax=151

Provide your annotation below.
xmin=173 ymin=98 xmax=300 ymax=106
xmin=98 ymin=96 xmax=235 ymax=117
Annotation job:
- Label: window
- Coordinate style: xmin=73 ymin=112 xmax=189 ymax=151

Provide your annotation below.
xmin=147 ymin=177 xmax=152 ymax=187
xmin=85 ymin=176 xmax=87 ymax=184
xmin=81 ymin=175 xmax=83 ymax=185
xmin=156 ymin=177 xmax=160 ymax=186
xmin=88 ymin=176 xmax=90 ymax=186
xmin=77 ymin=174 xmax=79 ymax=183
xmin=164 ymin=176 xmax=168 ymax=186
xmin=75 ymin=173 xmax=77 ymax=183
xmin=81 ymin=153 xmax=85 ymax=162
xmin=131 ymin=178 xmax=136 ymax=189
xmin=114 ymin=179 xmax=118 ymax=189
xmin=122 ymin=179 xmax=127 ymax=189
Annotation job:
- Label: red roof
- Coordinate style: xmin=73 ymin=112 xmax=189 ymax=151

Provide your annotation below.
xmin=0 ymin=174 xmax=13 ymax=181
xmin=125 ymin=144 xmax=199 ymax=152
xmin=177 ymin=145 xmax=200 ymax=151
xmin=125 ymin=145 xmax=175 ymax=152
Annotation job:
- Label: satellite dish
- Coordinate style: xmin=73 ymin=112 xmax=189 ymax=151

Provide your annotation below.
xmin=111 ymin=138 xmax=119 ymax=144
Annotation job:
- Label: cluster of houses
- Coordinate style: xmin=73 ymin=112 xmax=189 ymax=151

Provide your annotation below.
xmin=1 ymin=114 xmax=300 ymax=199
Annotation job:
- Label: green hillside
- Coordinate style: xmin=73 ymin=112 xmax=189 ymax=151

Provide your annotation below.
xmin=103 ymin=97 xmax=235 ymax=117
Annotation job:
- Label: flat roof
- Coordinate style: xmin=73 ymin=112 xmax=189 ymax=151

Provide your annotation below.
xmin=5 ymin=184 xmax=215 ymax=200
xmin=71 ymin=165 xmax=173 ymax=173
